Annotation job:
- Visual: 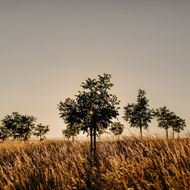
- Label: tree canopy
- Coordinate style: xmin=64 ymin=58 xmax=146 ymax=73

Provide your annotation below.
xmin=1 ymin=112 xmax=36 ymax=141
xmin=58 ymin=73 xmax=120 ymax=154
xmin=62 ymin=123 xmax=80 ymax=141
xmin=123 ymin=89 xmax=152 ymax=138
xmin=154 ymin=107 xmax=186 ymax=139
xmin=0 ymin=112 xmax=50 ymax=141
xmin=172 ymin=116 xmax=186 ymax=134
xmin=109 ymin=122 xmax=124 ymax=137
xmin=0 ymin=125 xmax=10 ymax=141
xmin=33 ymin=123 xmax=50 ymax=141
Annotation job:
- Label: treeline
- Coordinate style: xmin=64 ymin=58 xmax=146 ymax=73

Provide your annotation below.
xmin=58 ymin=73 xmax=186 ymax=146
xmin=0 ymin=112 xmax=49 ymax=141
xmin=0 ymin=73 xmax=186 ymax=143
xmin=123 ymin=89 xmax=186 ymax=139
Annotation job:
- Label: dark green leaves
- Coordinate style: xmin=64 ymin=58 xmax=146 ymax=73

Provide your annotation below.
xmin=123 ymin=89 xmax=152 ymax=137
xmin=154 ymin=107 xmax=186 ymax=136
xmin=58 ymin=73 xmax=120 ymax=137
xmin=33 ymin=123 xmax=50 ymax=141
xmin=109 ymin=122 xmax=124 ymax=136
xmin=1 ymin=112 xmax=36 ymax=140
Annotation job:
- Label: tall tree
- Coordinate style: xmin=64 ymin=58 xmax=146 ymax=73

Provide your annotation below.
xmin=123 ymin=89 xmax=152 ymax=138
xmin=58 ymin=73 xmax=120 ymax=156
xmin=1 ymin=112 xmax=36 ymax=141
xmin=154 ymin=106 xmax=174 ymax=139
xmin=33 ymin=123 xmax=50 ymax=141
xmin=109 ymin=122 xmax=124 ymax=139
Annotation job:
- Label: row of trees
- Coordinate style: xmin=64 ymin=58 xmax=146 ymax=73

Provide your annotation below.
xmin=58 ymin=73 xmax=186 ymax=156
xmin=0 ymin=74 xmax=186 ymax=149
xmin=124 ymin=89 xmax=186 ymax=139
xmin=0 ymin=112 xmax=49 ymax=141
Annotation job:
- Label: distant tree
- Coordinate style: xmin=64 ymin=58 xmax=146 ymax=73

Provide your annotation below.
xmin=33 ymin=123 xmax=50 ymax=141
xmin=171 ymin=115 xmax=186 ymax=138
xmin=96 ymin=123 xmax=110 ymax=141
xmin=109 ymin=122 xmax=124 ymax=139
xmin=58 ymin=73 xmax=120 ymax=157
xmin=123 ymin=89 xmax=152 ymax=138
xmin=154 ymin=106 xmax=174 ymax=139
xmin=0 ymin=125 xmax=10 ymax=142
xmin=1 ymin=112 xmax=36 ymax=141
xmin=62 ymin=123 xmax=80 ymax=141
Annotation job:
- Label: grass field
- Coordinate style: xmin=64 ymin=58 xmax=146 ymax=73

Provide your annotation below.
xmin=0 ymin=138 xmax=190 ymax=190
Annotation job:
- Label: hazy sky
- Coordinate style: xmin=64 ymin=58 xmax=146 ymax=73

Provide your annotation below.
xmin=0 ymin=0 xmax=190 ymax=138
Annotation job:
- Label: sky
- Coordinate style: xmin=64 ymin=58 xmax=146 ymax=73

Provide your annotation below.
xmin=0 ymin=0 xmax=190 ymax=138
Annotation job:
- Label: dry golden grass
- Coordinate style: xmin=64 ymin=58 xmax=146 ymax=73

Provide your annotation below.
xmin=0 ymin=138 xmax=190 ymax=190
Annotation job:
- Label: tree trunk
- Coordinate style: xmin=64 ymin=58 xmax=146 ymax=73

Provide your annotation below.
xmin=89 ymin=124 xmax=93 ymax=190
xmin=72 ymin=136 xmax=74 ymax=142
xmin=166 ymin=128 xmax=168 ymax=139
xmin=172 ymin=128 xmax=175 ymax=139
xmin=140 ymin=127 xmax=142 ymax=138
xmin=93 ymin=121 xmax=96 ymax=157
xmin=90 ymin=125 xmax=93 ymax=154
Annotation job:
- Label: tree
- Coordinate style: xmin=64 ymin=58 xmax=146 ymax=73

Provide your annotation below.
xmin=58 ymin=73 xmax=120 ymax=157
xmin=96 ymin=123 xmax=110 ymax=141
xmin=171 ymin=115 xmax=186 ymax=138
xmin=1 ymin=112 xmax=36 ymax=141
xmin=0 ymin=125 xmax=10 ymax=142
xmin=62 ymin=123 xmax=80 ymax=141
xmin=154 ymin=106 xmax=174 ymax=139
xmin=123 ymin=89 xmax=152 ymax=138
xmin=109 ymin=122 xmax=124 ymax=139
xmin=33 ymin=123 xmax=50 ymax=141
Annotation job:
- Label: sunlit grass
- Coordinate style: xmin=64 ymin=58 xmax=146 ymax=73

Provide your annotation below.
xmin=0 ymin=138 xmax=190 ymax=189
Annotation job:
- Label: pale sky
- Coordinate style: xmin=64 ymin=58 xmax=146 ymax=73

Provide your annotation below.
xmin=0 ymin=0 xmax=190 ymax=138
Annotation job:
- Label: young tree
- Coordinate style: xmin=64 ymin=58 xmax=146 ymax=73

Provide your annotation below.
xmin=154 ymin=106 xmax=174 ymax=139
xmin=171 ymin=115 xmax=186 ymax=138
xmin=1 ymin=112 xmax=36 ymax=141
xmin=58 ymin=73 xmax=120 ymax=156
xmin=33 ymin=123 xmax=50 ymax=141
xmin=96 ymin=123 xmax=110 ymax=141
xmin=109 ymin=122 xmax=124 ymax=139
xmin=62 ymin=123 xmax=80 ymax=141
xmin=123 ymin=89 xmax=152 ymax=138
xmin=0 ymin=125 xmax=10 ymax=142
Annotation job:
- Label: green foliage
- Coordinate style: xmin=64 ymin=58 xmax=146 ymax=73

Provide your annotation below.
xmin=123 ymin=89 xmax=152 ymax=138
xmin=0 ymin=125 xmax=10 ymax=141
xmin=1 ymin=112 xmax=36 ymax=141
xmin=58 ymin=73 xmax=120 ymax=153
xmin=154 ymin=106 xmax=173 ymax=130
xmin=109 ymin=122 xmax=124 ymax=137
xmin=62 ymin=123 xmax=80 ymax=141
xmin=172 ymin=116 xmax=186 ymax=134
xmin=154 ymin=106 xmax=186 ymax=138
xmin=76 ymin=73 xmax=120 ymax=134
xmin=33 ymin=123 xmax=50 ymax=141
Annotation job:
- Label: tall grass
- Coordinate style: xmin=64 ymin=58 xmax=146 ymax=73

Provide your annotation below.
xmin=0 ymin=138 xmax=190 ymax=189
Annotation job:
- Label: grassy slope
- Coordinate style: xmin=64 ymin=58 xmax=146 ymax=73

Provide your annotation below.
xmin=0 ymin=138 xmax=190 ymax=190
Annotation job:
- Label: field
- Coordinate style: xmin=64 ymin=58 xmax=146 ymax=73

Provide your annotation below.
xmin=0 ymin=138 xmax=190 ymax=190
